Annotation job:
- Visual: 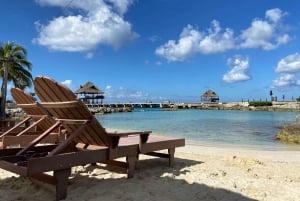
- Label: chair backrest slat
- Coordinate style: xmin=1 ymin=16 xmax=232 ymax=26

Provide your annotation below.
xmin=11 ymin=88 xmax=57 ymax=132
xmin=34 ymin=76 xmax=110 ymax=146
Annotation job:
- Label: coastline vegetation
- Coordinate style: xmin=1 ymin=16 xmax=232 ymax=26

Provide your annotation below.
xmin=248 ymin=101 xmax=272 ymax=107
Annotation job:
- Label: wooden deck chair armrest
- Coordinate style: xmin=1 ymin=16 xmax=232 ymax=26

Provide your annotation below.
xmin=107 ymin=131 xmax=152 ymax=147
xmin=106 ymin=131 xmax=151 ymax=147
xmin=139 ymin=132 xmax=151 ymax=143
xmin=109 ymin=136 xmax=121 ymax=148
xmin=106 ymin=132 xmax=129 ymax=148
xmin=107 ymin=131 xmax=152 ymax=137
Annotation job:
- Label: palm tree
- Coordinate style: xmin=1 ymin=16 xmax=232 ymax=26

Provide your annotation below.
xmin=0 ymin=41 xmax=32 ymax=119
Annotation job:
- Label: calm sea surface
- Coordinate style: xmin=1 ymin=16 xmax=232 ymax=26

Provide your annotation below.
xmin=95 ymin=108 xmax=300 ymax=150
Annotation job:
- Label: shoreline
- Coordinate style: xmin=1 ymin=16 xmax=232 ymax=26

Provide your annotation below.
xmin=105 ymin=126 xmax=300 ymax=152
xmin=0 ymin=144 xmax=299 ymax=201
xmin=179 ymin=144 xmax=300 ymax=162
xmin=185 ymin=139 xmax=300 ymax=152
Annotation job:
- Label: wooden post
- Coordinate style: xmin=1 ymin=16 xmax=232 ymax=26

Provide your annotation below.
xmin=54 ymin=168 xmax=71 ymax=201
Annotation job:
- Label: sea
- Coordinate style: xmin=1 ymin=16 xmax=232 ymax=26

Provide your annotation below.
xmin=95 ymin=108 xmax=300 ymax=151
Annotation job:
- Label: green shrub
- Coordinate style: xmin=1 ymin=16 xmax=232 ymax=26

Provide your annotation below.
xmin=249 ymin=101 xmax=272 ymax=107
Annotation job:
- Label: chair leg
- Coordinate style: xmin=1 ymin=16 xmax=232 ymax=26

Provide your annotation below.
xmin=54 ymin=168 xmax=71 ymax=201
xmin=168 ymin=148 xmax=175 ymax=168
xmin=135 ymin=153 xmax=139 ymax=169
xmin=126 ymin=155 xmax=137 ymax=178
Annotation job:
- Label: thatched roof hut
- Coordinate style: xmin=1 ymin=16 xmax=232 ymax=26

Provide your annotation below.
xmin=75 ymin=82 xmax=104 ymax=104
xmin=201 ymin=89 xmax=219 ymax=102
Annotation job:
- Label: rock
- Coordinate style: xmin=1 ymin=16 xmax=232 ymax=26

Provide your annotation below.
xmin=276 ymin=123 xmax=300 ymax=144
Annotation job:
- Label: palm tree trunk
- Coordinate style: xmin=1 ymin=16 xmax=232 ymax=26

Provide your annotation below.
xmin=0 ymin=60 xmax=8 ymax=120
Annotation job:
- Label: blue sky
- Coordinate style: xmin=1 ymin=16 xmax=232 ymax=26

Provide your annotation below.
xmin=1 ymin=0 xmax=300 ymax=103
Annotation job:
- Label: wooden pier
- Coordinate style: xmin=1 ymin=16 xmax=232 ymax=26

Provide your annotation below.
xmin=7 ymin=101 xmax=300 ymax=117
xmin=86 ymin=101 xmax=300 ymax=114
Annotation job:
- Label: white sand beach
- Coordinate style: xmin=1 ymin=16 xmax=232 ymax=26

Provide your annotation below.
xmin=0 ymin=144 xmax=299 ymax=201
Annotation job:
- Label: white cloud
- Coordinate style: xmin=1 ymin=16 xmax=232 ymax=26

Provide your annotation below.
xmin=105 ymin=0 xmax=134 ymax=15
xmin=156 ymin=8 xmax=290 ymax=62
xmin=222 ymin=55 xmax=251 ymax=83
xmin=240 ymin=8 xmax=289 ymax=50
xmin=276 ymin=34 xmax=290 ymax=45
xmin=275 ymin=53 xmax=300 ymax=73
xmin=36 ymin=0 xmax=133 ymax=15
xmin=33 ymin=0 xmax=138 ymax=52
xmin=272 ymin=53 xmax=300 ymax=89
xmin=240 ymin=20 xmax=275 ymax=50
xmin=61 ymin=79 xmax=72 ymax=88
xmin=155 ymin=21 xmax=235 ymax=61
xmin=272 ymin=74 xmax=299 ymax=87
xmin=104 ymin=85 xmax=150 ymax=101
xmin=85 ymin=52 xmax=94 ymax=59
xmin=266 ymin=8 xmax=286 ymax=23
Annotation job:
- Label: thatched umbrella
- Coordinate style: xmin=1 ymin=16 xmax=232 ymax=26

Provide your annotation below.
xmin=201 ymin=89 xmax=219 ymax=102
xmin=74 ymin=82 xmax=104 ymax=104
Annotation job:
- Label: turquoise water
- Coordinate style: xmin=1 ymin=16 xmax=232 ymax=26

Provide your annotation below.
xmin=95 ymin=108 xmax=300 ymax=150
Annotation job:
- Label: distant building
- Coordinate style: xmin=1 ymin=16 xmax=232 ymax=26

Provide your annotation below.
xmin=201 ymin=89 xmax=219 ymax=103
xmin=74 ymin=82 xmax=104 ymax=104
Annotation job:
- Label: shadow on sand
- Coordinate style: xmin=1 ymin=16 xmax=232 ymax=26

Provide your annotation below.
xmin=0 ymin=157 xmax=258 ymax=201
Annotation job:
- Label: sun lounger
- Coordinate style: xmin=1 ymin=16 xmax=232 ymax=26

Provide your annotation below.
xmin=0 ymin=88 xmax=64 ymax=148
xmin=0 ymin=76 xmax=184 ymax=200
xmin=0 ymin=79 xmax=144 ymax=201
xmin=33 ymin=76 xmax=185 ymax=168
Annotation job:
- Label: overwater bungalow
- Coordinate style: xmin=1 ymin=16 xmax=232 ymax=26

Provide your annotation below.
xmin=74 ymin=81 xmax=104 ymax=105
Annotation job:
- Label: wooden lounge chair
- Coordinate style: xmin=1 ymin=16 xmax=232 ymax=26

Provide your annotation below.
xmin=33 ymin=76 xmax=185 ymax=168
xmin=0 ymin=76 xmax=184 ymax=200
xmin=0 ymin=79 xmax=146 ymax=201
xmin=0 ymin=88 xmax=63 ymax=148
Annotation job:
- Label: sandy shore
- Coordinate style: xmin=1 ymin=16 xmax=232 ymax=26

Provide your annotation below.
xmin=0 ymin=144 xmax=299 ymax=201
